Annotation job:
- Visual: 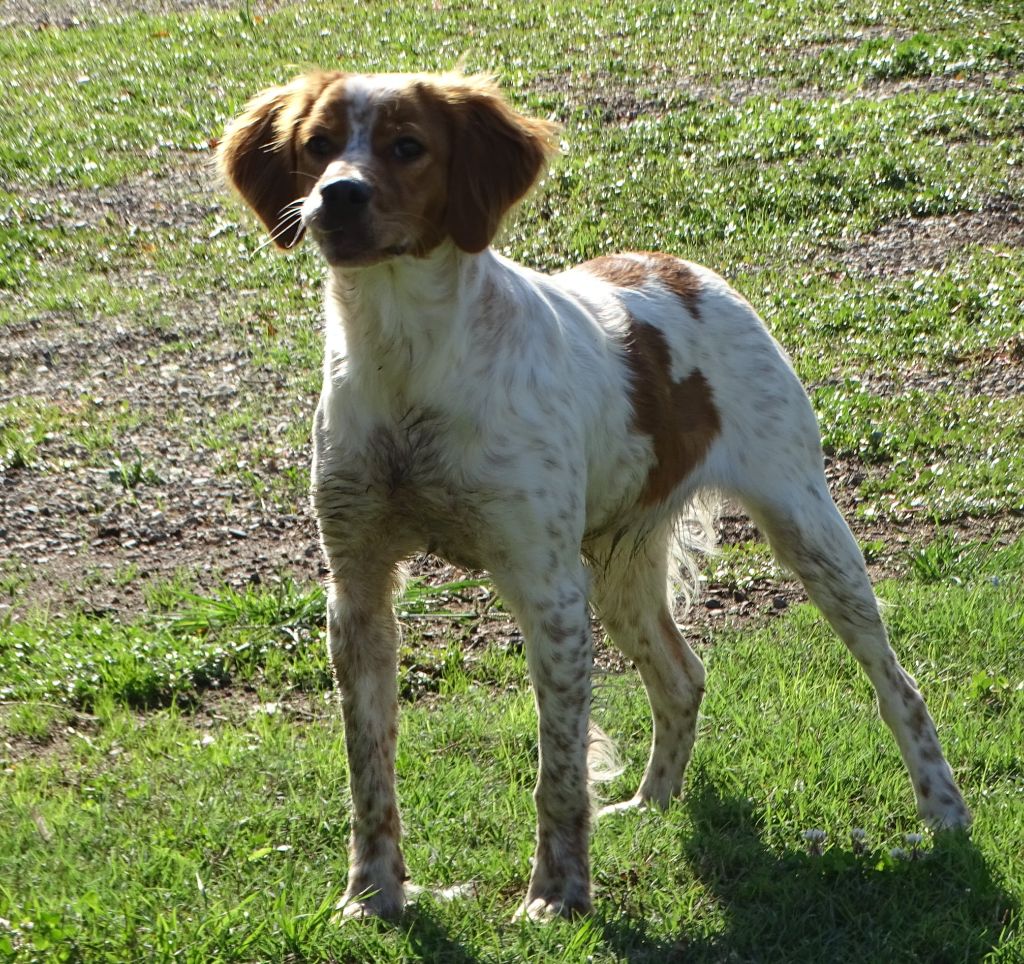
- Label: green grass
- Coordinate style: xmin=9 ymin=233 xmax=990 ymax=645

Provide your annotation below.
xmin=2 ymin=538 xmax=1022 ymax=961
xmin=2 ymin=0 xmax=1024 ymax=960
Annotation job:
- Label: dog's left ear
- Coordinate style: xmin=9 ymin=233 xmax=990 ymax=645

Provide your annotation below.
xmin=441 ymin=79 xmax=560 ymax=254
xmin=218 ymin=73 xmax=336 ymax=249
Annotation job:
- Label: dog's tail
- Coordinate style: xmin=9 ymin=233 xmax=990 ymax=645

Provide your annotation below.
xmin=671 ymin=491 xmax=720 ymax=610
xmin=587 ymin=719 xmax=624 ymax=809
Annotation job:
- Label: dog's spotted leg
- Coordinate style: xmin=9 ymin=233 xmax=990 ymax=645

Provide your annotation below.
xmin=495 ymin=563 xmax=594 ymax=921
xmin=740 ymin=473 xmax=972 ymax=831
xmin=326 ymin=575 xmax=408 ymax=921
xmin=590 ymin=526 xmax=705 ymax=815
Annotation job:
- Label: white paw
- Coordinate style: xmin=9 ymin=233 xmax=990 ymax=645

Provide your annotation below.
xmin=513 ymin=894 xmax=591 ymax=922
xmin=921 ymin=797 xmax=972 ymax=832
xmin=333 ymin=886 xmax=405 ymax=923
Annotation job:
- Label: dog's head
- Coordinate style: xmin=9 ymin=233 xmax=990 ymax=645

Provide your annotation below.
xmin=217 ymin=71 xmax=559 ymax=266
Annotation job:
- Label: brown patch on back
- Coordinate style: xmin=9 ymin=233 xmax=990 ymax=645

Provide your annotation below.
xmin=623 ymin=320 xmax=721 ymax=506
xmin=579 ymin=253 xmax=703 ymax=319
xmin=645 ymin=252 xmax=703 ymax=319
xmin=580 ymin=254 xmax=649 ymax=289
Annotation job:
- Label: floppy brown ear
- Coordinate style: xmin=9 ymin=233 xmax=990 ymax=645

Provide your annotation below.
xmin=217 ymin=74 xmax=335 ymax=249
xmin=441 ymin=80 xmax=560 ymax=253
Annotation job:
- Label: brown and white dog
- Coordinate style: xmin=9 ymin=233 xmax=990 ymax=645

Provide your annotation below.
xmin=218 ymin=71 xmax=970 ymax=921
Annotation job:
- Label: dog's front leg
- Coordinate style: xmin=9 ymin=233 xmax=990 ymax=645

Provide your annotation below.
xmin=327 ymin=576 xmax=407 ymax=920
xmin=497 ymin=564 xmax=594 ymax=921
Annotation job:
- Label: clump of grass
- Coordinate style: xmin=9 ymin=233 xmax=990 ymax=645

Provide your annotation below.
xmin=0 ymin=576 xmax=504 ymax=710
xmin=107 ymin=455 xmax=164 ymax=490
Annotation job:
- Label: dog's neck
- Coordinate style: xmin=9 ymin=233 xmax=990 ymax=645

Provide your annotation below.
xmin=323 ymin=240 xmax=497 ymax=400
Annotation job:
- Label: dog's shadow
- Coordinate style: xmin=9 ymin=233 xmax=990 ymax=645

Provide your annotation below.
xmin=596 ymin=783 xmax=1016 ymax=963
xmin=394 ymin=784 xmax=1013 ymax=962
xmin=402 ymin=905 xmax=482 ymax=964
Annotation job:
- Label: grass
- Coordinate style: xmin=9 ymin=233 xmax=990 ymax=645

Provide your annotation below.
xmin=1 ymin=0 xmax=1023 ymax=960
xmin=1 ymin=538 xmax=1022 ymax=961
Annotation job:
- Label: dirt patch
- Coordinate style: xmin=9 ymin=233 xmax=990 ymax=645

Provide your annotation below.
xmin=0 ymin=701 xmax=99 ymax=767
xmin=840 ymin=203 xmax=1024 ymax=279
xmin=0 ymin=147 xmax=322 ymax=616
xmin=531 ymin=50 xmax=1001 ymax=122
xmin=530 ymin=70 xmax=784 ymax=122
xmin=1 ymin=287 xmax=323 ymax=617
xmin=10 ymin=152 xmax=221 ymax=231
xmin=858 ymin=72 xmax=1018 ymax=102
xmin=795 ymin=25 xmax=915 ymax=59
xmin=833 ymin=338 xmax=1024 ymax=402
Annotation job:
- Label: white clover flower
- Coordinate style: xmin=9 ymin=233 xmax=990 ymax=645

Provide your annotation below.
xmin=802 ymin=829 xmax=827 ymax=855
xmin=904 ymin=832 xmax=925 ymax=859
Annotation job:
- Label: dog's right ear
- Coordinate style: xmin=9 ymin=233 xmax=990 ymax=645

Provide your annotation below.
xmin=217 ymin=74 xmax=334 ymax=249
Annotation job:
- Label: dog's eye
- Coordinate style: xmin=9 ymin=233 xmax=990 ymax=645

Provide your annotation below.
xmin=306 ymin=135 xmax=336 ymax=157
xmin=392 ymin=136 xmax=425 ymax=161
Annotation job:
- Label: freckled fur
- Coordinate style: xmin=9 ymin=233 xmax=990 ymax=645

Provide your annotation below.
xmin=219 ymin=70 xmax=971 ymax=925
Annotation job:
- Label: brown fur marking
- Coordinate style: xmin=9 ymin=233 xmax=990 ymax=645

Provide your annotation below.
xmin=580 ymin=252 xmax=703 ymax=319
xmin=218 ymin=72 xmax=341 ymax=246
xmin=623 ymin=320 xmax=721 ymax=506
xmin=645 ymin=252 xmax=703 ymax=320
xmin=438 ymin=79 xmax=560 ymax=253
xmin=580 ymin=254 xmax=649 ymax=289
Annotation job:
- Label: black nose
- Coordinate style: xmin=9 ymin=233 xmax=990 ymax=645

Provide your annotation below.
xmin=320 ymin=177 xmax=374 ymax=216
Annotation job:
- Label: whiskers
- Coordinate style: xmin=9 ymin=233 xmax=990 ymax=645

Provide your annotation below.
xmin=247 ymin=185 xmax=430 ymax=261
xmin=252 ymin=197 xmax=307 ymax=255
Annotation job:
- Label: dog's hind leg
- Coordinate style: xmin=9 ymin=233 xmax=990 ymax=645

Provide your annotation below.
xmin=590 ymin=522 xmax=706 ymax=815
xmin=730 ymin=456 xmax=971 ymax=830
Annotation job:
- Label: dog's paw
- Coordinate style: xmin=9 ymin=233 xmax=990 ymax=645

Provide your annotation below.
xmin=333 ymin=885 xmax=406 ymax=923
xmin=916 ymin=771 xmax=972 ymax=832
xmin=920 ymin=795 xmax=972 ymax=833
xmin=513 ymin=894 xmax=592 ymax=923
xmin=513 ymin=875 xmax=592 ymax=923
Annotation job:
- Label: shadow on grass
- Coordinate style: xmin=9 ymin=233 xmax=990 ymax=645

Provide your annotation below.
xmin=402 ymin=903 xmax=482 ymax=964
xmin=597 ymin=783 xmax=1017 ymax=963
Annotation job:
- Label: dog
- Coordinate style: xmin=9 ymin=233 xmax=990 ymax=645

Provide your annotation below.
xmin=218 ymin=71 xmax=971 ymax=921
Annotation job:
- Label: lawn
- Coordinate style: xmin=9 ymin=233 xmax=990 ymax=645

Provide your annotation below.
xmin=1 ymin=0 xmax=1022 ymax=961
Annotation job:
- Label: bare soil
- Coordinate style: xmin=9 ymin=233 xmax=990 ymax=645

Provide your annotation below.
xmin=533 ymin=59 xmax=1005 ymax=123
xmin=840 ymin=203 xmax=1024 ymax=280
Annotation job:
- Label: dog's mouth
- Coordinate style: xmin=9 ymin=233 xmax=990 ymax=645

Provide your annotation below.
xmin=308 ymin=224 xmax=410 ymax=267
